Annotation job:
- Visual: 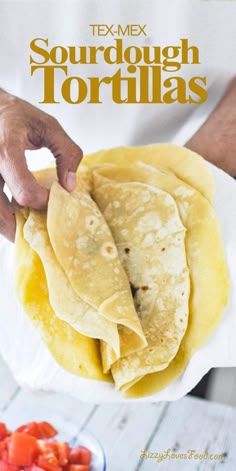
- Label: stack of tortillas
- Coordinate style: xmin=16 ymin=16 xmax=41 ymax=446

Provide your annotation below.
xmin=15 ymin=144 xmax=229 ymax=398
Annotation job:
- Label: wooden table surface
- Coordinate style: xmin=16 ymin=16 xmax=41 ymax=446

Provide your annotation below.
xmin=0 ymin=355 xmax=235 ymax=471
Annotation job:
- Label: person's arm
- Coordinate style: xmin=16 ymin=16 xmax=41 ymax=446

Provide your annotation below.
xmin=186 ymin=76 xmax=236 ymax=176
xmin=0 ymin=89 xmax=83 ymax=241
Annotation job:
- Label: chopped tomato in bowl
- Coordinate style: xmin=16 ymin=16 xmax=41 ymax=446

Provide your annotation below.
xmin=0 ymin=422 xmax=100 ymax=471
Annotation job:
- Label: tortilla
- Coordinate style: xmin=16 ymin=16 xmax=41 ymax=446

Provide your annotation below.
xmin=34 ymin=167 xmax=147 ymax=367
xmin=47 ymin=181 xmax=147 ymax=365
xmin=33 ymin=165 xmax=93 ymax=193
xmin=23 ymin=210 xmax=120 ymax=354
xmin=93 ymin=177 xmax=190 ymax=390
xmin=83 ymin=144 xmax=215 ymax=203
xmin=90 ymin=163 xmax=229 ymax=395
xmin=15 ymin=209 xmax=108 ymax=381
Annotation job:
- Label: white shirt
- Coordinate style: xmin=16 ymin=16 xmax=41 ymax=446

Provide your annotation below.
xmin=0 ymin=0 xmax=235 ymax=168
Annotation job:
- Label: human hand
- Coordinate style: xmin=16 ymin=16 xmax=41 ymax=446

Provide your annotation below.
xmin=0 ymin=90 xmax=82 ymax=241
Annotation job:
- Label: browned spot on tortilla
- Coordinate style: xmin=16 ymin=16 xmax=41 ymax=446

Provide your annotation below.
xmin=161 ymin=247 xmax=166 ymax=252
xmin=142 ymin=286 xmax=150 ymax=291
xmin=106 ymin=246 xmax=113 ymax=254
xmin=124 ymin=248 xmax=130 ymax=254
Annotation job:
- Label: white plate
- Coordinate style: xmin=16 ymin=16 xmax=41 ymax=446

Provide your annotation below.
xmin=0 ymin=163 xmax=235 ymax=402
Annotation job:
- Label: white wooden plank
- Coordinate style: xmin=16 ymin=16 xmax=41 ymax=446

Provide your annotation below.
xmin=138 ymin=396 xmax=235 ymax=471
xmin=1 ymin=351 xmax=236 ymax=471
xmin=85 ymin=402 xmax=168 ymax=471
xmin=0 ymin=354 xmax=18 ymax=409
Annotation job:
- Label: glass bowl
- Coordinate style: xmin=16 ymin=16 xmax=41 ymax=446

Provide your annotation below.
xmin=1 ymin=409 xmax=106 ymax=471
xmin=71 ymin=429 xmax=106 ymax=471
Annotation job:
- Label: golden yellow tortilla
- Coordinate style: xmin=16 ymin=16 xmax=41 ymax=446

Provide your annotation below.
xmin=83 ymin=144 xmax=215 ymax=203
xmin=23 ymin=210 xmax=120 ymax=353
xmin=93 ymin=177 xmax=190 ymax=390
xmin=15 ymin=209 xmax=109 ymax=382
xmin=88 ymin=161 xmax=229 ymax=397
xmin=47 ymin=181 xmax=147 ymax=365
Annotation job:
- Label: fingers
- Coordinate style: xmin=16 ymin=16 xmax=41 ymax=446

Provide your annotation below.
xmin=0 ymin=145 xmax=49 ymax=210
xmin=44 ymin=117 xmax=83 ymax=192
xmin=0 ymin=177 xmax=15 ymax=242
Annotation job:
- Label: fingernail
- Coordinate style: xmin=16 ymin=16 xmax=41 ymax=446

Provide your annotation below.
xmin=66 ymin=171 xmax=76 ymax=192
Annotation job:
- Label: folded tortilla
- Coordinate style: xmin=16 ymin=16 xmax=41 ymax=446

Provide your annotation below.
xmin=47 ymin=181 xmax=147 ymax=365
xmin=24 ymin=168 xmax=147 ymax=369
xmin=15 ymin=209 xmax=108 ymax=381
xmin=93 ymin=176 xmax=190 ymax=390
xmin=90 ymin=161 xmax=229 ymax=395
xmin=23 ymin=210 xmax=120 ymax=354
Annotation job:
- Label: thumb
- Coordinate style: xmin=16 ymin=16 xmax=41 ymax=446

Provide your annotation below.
xmin=44 ymin=117 xmax=83 ymax=192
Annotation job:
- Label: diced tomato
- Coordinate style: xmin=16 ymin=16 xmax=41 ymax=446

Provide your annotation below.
xmin=37 ymin=454 xmax=61 ymax=471
xmin=37 ymin=423 xmax=57 ymax=439
xmin=0 ymin=422 xmax=92 ymax=471
xmin=4 ymin=437 xmax=11 ymax=451
xmin=69 ymin=466 xmax=90 ymax=471
xmin=0 ymin=441 xmax=8 ymax=461
xmin=25 ymin=466 xmax=45 ymax=471
xmin=16 ymin=422 xmax=57 ymax=440
xmin=8 ymin=432 xmax=38 ymax=466
xmin=0 ymin=460 xmax=19 ymax=471
xmin=69 ymin=447 xmax=92 ymax=466
xmin=0 ymin=450 xmax=8 ymax=462
xmin=38 ymin=439 xmax=69 ymax=466
xmin=47 ymin=441 xmax=59 ymax=457
xmin=54 ymin=443 xmax=70 ymax=467
xmin=77 ymin=448 xmax=91 ymax=467
xmin=37 ymin=440 xmax=55 ymax=455
xmin=0 ymin=424 xmax=8 ymax=441
xmin=16 ymin=422 xmax=41 ymax=439
xmin=0 ymin=461 xmax=8 ymax=471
